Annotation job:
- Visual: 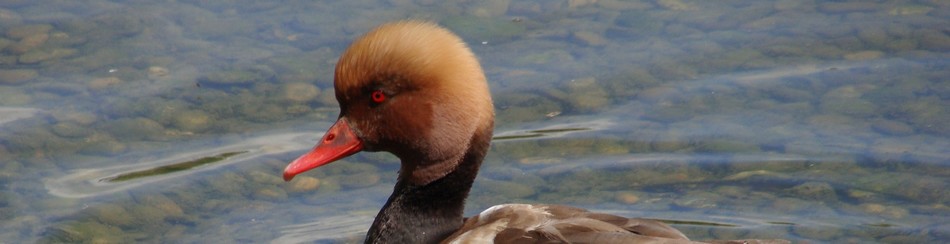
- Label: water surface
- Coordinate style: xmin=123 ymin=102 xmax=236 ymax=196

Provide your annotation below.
xmin=0 ymin=0 xmax=948 ymax=243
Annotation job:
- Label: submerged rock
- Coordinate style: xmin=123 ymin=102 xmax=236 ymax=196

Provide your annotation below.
xmin=0 ymin=69 xmax=37 ymax=84
xmin=90 ymin=203 xmax=135 ymax=227
xmin=282 ymin=82 xmax=320 ymax=103
xmin=5 ymin=24 xmax=52 ymax=39
xmin=871 ymin=119 xmax=914 ymax=136
xmin=481 ymin=179 xmax=536 ymax=199
xmin=786 ymin=181 xmax=838 ymax=202
xmin=146 ymin=66 xmax=170 ymax=80
xmin=564 ymin=77 xmax=610 ymax=112
xmin=286 ymin=176 xmax=320 ymax=193
xmin=792 ymin=225 xmax=841 ymax=241
xmin=172 ymin=110 xmax=213 ymax=132
xmin=51 ymin=122 xmax=93 ymax=138
xmin=442 ymin=16 xmax=525 ymax=44
xmin=104 ymin=117 xmax=165 ymax=141
xmin=6 ymin=33 xmax=47 ymax=54
xmin=18 ymin=48 xmax=77 ymax=64
xmin=88 ymin=77 xmax=122 ymax=90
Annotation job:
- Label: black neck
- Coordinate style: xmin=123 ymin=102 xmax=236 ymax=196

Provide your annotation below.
xmin=364 ymin=130 xmax=490 ymax=244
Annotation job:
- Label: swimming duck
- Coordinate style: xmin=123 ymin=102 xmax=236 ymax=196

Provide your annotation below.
xmin=283 ymin=21 xmax=784 ymax=244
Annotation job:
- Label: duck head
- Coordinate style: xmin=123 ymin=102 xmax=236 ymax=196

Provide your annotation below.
xmin=283 ymin=21 xmax=494 ymax=186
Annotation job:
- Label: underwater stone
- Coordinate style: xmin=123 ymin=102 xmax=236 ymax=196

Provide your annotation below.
xmin=18 ymin=48 xmax=77 ymax=64
xmin=857 ymin=27 xmax=889 ymax=47
xmin=51 ymin=122 xmax=93 ymax=138
xmin=818 ymin=97 xmax=877 ymax=117
xmin=786 ymin=181 xmax=838 ymax=202
xmin=145 ymin=100 xmax=189 ymax=125
xmin=254 ymin=188 xmax=288 ymax=201
xmin=696 ymin=139 xmax=761 ymax=153
xmin=337 ymin=172 xmax=380 ymax=189
xmin=572 ymin=31 xmax=607 ymax=47
xmin=88 ymin=77 xmax=122 ymax=90
xmin=6 ymin=33 xmax=47 ymax=54
xmin=78 ymin=133 xmax=127 ymax=156
xmin=172 ymin=110 xmax=213 ymax=132
xmin=243 ymin=103 xmax=288 ymax=123
xmin=467 ymin=0 xmax=510 ymax=17
xmin=42 ymin=220 xmax=127 ymax=243
xmin=146 ymin=66 xmax=169 ymax=80
xmin=105 ymin=117 xmax=165 ymax=141
xmin=282 ymin=82 xmax=320 ymax=103
xmin=0 ymin=69 xmax=36 ymax=84
xmin=5 ymin=24 xmax=52 ymax=39
xmin=0 ymin=38 xmax=16 ymax=50
xmin=792 ymin=225 xmax=841 ymax=241
xmin=201 ymin=66 xmax=275 ymax=85
xmin=442 ymin=16 xmax=526 ymax=44
xmin=481 ymin=179 xmax=536 ymax=199
xmin=494 ymin=92 xmax=563 ymax=123
xmin=614 ymin=191 xmax=640 ymax=204
xmin=673 ymin=191 xmax=719 ymax=209
xmin=643 ymin=105 xmax=694 ymax=123
xmin=899 ymin=97 xmax=950 ymax=136
xmin=637 ymin=86 xmax=680 ymax=103
xmin=843 ymin=50 xmax=884 ymax=61
xmin=128 ymin=204 xmax=168 ymax=229
xmin=91 ymin=203 xmax=135 ymax=227
xmin=596 ymin=0 xmax=652 ymax=10
xmin=819 ymin=2 xmax=879 ymax=13
xmin=0 ymin=8 xmax=22 ymax=28
xmin=286 ymin=176 xmax=320 ymax=193
xmin=888 ymin=5 xmax=933 ymax=16
xmin=137 ymin=194 xmax=184 ymax=218
xmin=565 ymin=77 xmax=609 ymax=112
xmin=879 ymin=235 xmax=931 ymax=243
xmin=769 ymin=197 xmax=813 ymax=213
xmin=248 ymin=171 xmax=283 ymax=185
xmin=207 ymin=172 xmax=244 ymax=196
xmin=515 ymin=49 xmax=574 ymax=66
xmin=870 ymin=119 xmax=914 ymax=136
xmin=710 ymin=224 xmax=751 ymax=240
xmin=658 ymin=0 xmax=696 ymax=11
xmin=917 ymin=29 xmax=950 ymax=51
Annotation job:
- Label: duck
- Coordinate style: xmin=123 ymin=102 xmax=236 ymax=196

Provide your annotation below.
xmin=283 ymin=21 xmax=786 ymax=244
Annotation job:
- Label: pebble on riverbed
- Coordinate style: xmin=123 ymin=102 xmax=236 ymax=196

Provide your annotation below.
xmin=88 ymin=77 xmax=122 ymax=91
xmin=90 ymin=203 xmax=135 ymax=227
xmin=50 ymin=122 xmax=94 ymax=138
xmin=281 ymin=82 xmax=320 ymax=103
xmin=18 ymin=48 xmax=77 ymax=64
xmin=0 ymin=69 xmax=37 ymax=85
xmin=104 ymin=117 xmax=165 ymax=141
xmin=285 ymin=176 xmax=321 ymax=193
xmin=172 ymin=110 xmax=213 ymax=133
xmin=785 ymin=181 xmax=838 ymax=202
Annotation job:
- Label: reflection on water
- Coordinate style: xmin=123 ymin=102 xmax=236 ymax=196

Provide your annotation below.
xmin=44 ymin=132 xmax=317 ymax=198
xmin=0 ymin=107 xmax=40 ymax=125
xmin=0 ymin=0 xmax=948 ymax=243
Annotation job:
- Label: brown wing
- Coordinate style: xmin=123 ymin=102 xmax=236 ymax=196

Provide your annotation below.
xmin=442 ymin=204 xmax=701 ymax=244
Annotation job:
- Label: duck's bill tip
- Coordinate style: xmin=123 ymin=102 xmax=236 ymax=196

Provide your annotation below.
xmin=282 ymin=118 xmax=363 ymax=181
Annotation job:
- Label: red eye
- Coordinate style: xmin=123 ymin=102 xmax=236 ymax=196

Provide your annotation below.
xmin=371 ymin=90 xmax=386 ymax=103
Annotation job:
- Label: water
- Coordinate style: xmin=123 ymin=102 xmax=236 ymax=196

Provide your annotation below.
xmin=1 ymin=0 xmax=948 ymax=243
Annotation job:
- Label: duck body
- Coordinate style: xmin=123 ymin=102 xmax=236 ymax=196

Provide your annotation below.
xmin=283 ymin=21 xmax=786 ymax=244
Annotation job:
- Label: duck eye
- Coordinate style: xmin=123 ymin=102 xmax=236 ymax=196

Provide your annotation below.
xmin=371 ymin=90 xmax=386 ymax=103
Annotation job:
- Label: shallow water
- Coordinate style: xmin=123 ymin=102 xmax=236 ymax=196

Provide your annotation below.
xmin=1 ymin=0 xmax=948 ymax=243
